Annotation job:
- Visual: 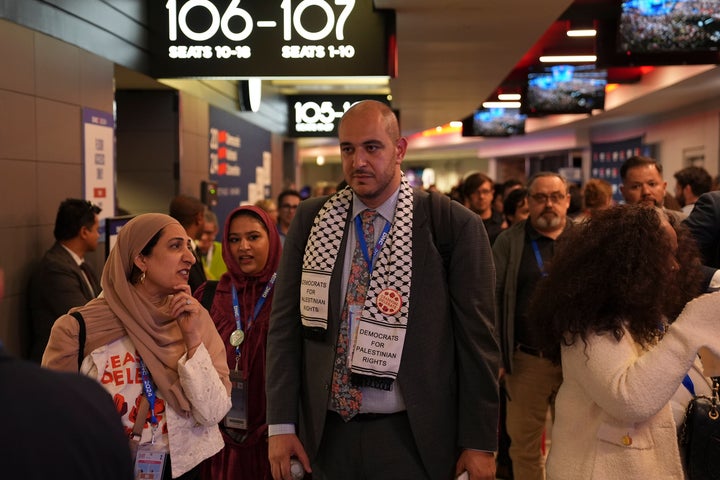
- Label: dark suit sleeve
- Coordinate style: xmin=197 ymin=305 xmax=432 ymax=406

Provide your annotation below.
xmin=29 ymin=258 xmax=94 ymax=359
xmin=266 ymin=199 xmax=320 ymax=425
xmin=188 ymin=257 xmax=207 ymax=294
xmin=492 ymin=229 xmax=512 ymax=370
xmin=1 ymin=352 xmax=134 ymax=479
xmin=449 ymin=202 xmax=500 ymax=451
xmin=684 ymin=191 xmax=720 ymax=268
xmin=40 ymin=263 xmax=93 ymax=315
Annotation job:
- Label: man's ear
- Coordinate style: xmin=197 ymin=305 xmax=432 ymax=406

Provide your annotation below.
xmin=395 ymin=137 xmax=408 ymax=165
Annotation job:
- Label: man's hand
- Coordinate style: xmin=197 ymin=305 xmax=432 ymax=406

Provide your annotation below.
xmin=268 ymin=434 xmax=311 ymax=480
xmin=455 ymin=449 xmax=495 ymax=480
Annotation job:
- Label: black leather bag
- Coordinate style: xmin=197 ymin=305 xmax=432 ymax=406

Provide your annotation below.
xmin=680 ymin=378 xmax=720 ymax=480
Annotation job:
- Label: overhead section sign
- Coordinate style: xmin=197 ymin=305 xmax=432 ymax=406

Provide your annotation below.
xmin=287 ymin=94 xmax=390 ymax=137
xmin=149 ymin=0 xmax=396 ymax=77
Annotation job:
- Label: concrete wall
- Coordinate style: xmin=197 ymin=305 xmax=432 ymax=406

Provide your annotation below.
xmin=0 ymin=19 xmax=282 ymax=357
xmin=0 ymin=18 xmax=114 ymax=355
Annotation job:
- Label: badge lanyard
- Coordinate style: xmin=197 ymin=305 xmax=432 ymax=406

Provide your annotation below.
xmin=230 ymin=273 xmax=277 ymax=370
xmin=137 ymin=355 xmax=158 ymax=444
xmin=349 ymin=215 xmax=391 ymax=343
xmin=354 ymin=214 xmax=391 ymax=276
xmin=530 ymin=239 xmax=548 ymax=278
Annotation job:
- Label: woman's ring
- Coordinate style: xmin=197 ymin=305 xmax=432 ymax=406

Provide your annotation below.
xmin=186 ymin=299 xmax=191 ymax=305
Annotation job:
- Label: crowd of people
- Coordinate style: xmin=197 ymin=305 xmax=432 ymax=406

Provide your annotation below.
xmin=8 ymin=99 xmax=720 ymax=480
xmin=619 ymin=0 xmax=720 ymax=52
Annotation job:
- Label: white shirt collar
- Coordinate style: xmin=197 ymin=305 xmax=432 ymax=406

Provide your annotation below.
xmin=351 ymin=186 xmax=401 ymax=223
xmin=60 ymin=243 xmax=83 ymax=266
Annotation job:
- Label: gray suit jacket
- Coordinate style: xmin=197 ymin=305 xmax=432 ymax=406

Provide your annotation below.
xmin=266 ymin=189 xmax=499 ymax=479
xmin=28 ymin=243 xmax=100 ymax=362
xmin=491 ymin=220 xmax=526 ymax=374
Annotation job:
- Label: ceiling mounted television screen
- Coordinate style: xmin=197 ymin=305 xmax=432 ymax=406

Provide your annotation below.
xmin=596 ymin=0 xmax=720 ymax=67
xmin=522 ymin=65 xmax=607 ymax=116
xmin=461 ymin=108 xmax=526 ymax=137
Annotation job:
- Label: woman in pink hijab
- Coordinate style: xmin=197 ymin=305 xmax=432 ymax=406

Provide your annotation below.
xmin=194 ymin=205 xmax=281 ymax=480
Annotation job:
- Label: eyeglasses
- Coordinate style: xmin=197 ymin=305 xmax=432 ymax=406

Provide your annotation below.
xmin=476 ymin=189 xmax=493 ymax=196
xmin=280 ymin=204 xmax=298 ymax=210
xmin=529 ymin=193 xmax=566 ymax=204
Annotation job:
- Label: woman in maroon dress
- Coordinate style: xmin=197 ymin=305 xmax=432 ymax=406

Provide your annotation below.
xmin=195 ymin=205 xmax=281 ymax=480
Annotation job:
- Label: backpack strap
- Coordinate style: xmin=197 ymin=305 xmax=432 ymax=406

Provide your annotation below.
xmin=427 ymin=191 xmax=453 ymax=273
xmin=69 ymin=311 xmax=85 ymax=371
xmin=200 ymin=280 xmax=219 ymax=312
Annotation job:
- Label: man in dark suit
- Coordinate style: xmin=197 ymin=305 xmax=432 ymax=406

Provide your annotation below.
xmin=266 ymin=100 xmax=499 ymax=480
xmin=619 ymin=155 xmax=686 ymax=222
xmin=169 ymin=194 xmax=207 ymax=293
xmin=28 ymin=198 xmax=101 ymax=362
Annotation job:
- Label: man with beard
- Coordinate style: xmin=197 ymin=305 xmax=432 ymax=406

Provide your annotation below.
xmin=492 ymin=172 xmax=570 ymax=480
xmin=266 ymin=100 xmax=499 ymax=480
xmin=673 ymin=165 xmax=712 ymax=215
xmin=620 ymin=155 xmax=686 ymax=222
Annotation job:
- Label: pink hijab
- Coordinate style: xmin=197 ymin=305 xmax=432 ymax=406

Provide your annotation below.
xmin=221 ymin=205 xmax=281 ymax=287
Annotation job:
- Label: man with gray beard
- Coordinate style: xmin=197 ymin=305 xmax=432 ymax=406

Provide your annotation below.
xmin=492 ymin=172 xmax=571 ymax=480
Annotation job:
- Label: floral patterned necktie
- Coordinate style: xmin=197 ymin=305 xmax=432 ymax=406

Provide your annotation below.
xmin=331 ymin=209 xmax=377 ymax=421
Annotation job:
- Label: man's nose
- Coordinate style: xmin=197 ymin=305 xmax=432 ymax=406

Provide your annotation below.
xmin=352 ymin=151 xmax=368 ymax=168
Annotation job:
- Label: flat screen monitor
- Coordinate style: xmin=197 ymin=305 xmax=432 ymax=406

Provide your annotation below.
xmin=522 ymin=65 xmax=607 ymax=116
xmin=597 ymin=0 xmax=720 ymax=67
xmin=105 ymin=215 xmax=135 ymax=259
xmin=461 ymin=108 xmax=526 ymax=137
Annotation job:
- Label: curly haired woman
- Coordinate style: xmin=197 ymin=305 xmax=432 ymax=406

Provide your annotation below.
xmin=531 ymin=204 xmax=720 ymax=479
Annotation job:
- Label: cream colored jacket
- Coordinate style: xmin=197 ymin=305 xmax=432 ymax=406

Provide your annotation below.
xmin=547 ymin=292 xmax=720 ymax=480
xmin=82 ymin=340 xmax=231 ymax=478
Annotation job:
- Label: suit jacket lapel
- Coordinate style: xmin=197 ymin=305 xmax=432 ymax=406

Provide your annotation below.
xmin=83 ymin=263 xmax=101 ymax=296
xmin=328 ymin=212 xmax=352 ymax=336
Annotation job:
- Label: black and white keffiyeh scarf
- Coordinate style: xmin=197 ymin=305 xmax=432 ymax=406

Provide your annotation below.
xmin=300 ymin=177 xmax=413 ymax=389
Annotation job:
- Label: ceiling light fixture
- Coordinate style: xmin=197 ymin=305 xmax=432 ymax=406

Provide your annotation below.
xmin=498 ymin=93 xmax=521 ymax=101
xmin=238 ymin=78 xmax=262 ymax=112
xmin=566 ymin=29 xmax=597 ymax=37
xmin=539 ymin=54 xmax=597 ymax=63
xmin=247 ymin=78 xmax=262 ymax=112
xmin=482 ymin=101 xmax=521 ymax=109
